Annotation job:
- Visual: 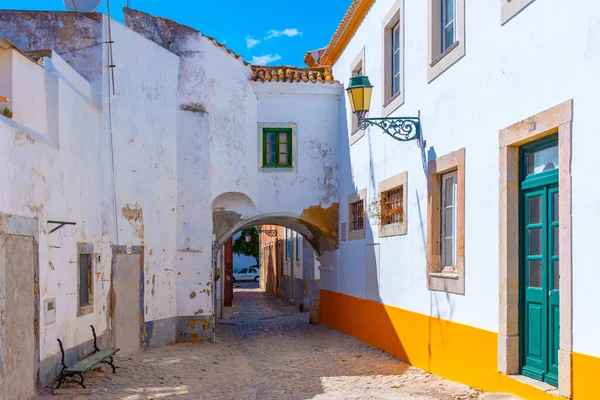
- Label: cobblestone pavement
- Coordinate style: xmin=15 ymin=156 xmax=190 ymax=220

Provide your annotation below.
xmin=35 ymin=288 xmax=484 ymax=400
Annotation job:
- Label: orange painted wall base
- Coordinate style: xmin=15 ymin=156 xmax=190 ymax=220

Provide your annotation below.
xmin=320 ymin=290 xmax=599 ymax=400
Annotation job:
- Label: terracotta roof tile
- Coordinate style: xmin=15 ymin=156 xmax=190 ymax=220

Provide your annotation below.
xmin=250 ymin=65 xmax=337 ymax=84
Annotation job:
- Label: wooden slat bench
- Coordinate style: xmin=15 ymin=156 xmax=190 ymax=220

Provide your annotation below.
xmin=56 ymin=325 xmax=120 ymax=389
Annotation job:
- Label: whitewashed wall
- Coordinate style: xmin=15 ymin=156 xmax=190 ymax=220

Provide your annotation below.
xmin=331 ymin=0 xmax=600 ymax=360
xmin=0 ymin=48 xmax=110 ymax=361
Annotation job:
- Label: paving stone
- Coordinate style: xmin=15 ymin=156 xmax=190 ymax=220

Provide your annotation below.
xmin=34 ymin=288 xmax=483 ymax=400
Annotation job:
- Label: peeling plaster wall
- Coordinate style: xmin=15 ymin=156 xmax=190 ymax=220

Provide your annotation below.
xmin=0 ymin=11 xmax=180 ymax=380
xmin=0 ymin=48 xmax=111 ymax=375
xmin=107 ymin=19 xmax=179 ymax=323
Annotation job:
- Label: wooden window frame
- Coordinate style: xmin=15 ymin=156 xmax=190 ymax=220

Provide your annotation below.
xmin=262 ymin=128 xmax=292 ymax=168
xmin=501 ymin=0 xmax=536 ymax=25
xmin=77 ymin=243 xmax=94 ymax=316
xmin=348 ymin=189 xmax=366 ymax=241
xmin=382 ymin=0 xmax=405 ymax=116
xmin=427 ymin=0 xmax=465 ymax=82
xmin=378 ymin=171 xmax=408 ymax=237
xmin=257 ymin=122 xmax=297 ymax=173
xmin=427 ymin=148 xmax=465 ymax=294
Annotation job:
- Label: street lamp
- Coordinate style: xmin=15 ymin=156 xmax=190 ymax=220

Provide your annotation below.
xmin=346 ymin=75 xmax=423 ymax=145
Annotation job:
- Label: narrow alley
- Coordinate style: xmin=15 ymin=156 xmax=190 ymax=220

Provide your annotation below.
xmin=38 ymin=288 xmax=484 ymax=400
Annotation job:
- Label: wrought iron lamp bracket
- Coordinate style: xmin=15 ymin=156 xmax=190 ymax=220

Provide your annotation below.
xmin=258 ymin=229 xmax=278 ymax=237
xmin=358 ymin=111 xmax=424 ymax=147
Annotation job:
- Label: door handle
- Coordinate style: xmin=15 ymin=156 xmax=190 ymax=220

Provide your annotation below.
xmin=548 ymin=291 xmax=552 ymax=297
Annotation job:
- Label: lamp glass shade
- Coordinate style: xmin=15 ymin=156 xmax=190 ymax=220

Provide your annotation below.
xmin=346 ymin=75 xmax=373 ymax=115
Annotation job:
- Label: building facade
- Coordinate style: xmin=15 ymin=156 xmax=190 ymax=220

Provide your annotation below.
xmin=313 ymin=0 xmax=599 ymax=399
xmin=0 ymin=1 xmax=599 ymax=399
xmin=0 ymin=8 xmax=340 ymax=397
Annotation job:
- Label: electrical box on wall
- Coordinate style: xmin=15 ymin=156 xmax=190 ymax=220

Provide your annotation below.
xmin=44 ymin=299 xmax=56 ymax=325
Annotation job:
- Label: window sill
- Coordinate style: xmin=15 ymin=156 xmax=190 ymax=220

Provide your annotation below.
xmin=379 ymin=222 xmax=407 ymax=237
xmin=430 ymin=41 xmax=460 ymax=68
xmin=383 ymin=91 xmax=402 ymax=108
xmin=350 ymin=128 xmax=365 ymax=145
xmin=77 ymin=305 xmax=94 ymax=317
xmin=259 ymin=166 xmax=296 ymax=173
xmin=428 ymin=271 xmax=459 ymax=280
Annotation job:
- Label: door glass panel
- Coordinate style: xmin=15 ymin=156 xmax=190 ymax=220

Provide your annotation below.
xmin=526 ymin=144 xmax=559 ymax=176
xmin=553 ymin=260 xmax=560 ymax=289
xmin=529 ymin=260 xmax=542 ymax=288
xmin=266 ymin=153 xmax=276 ymax=164
xmin=267 ymin=132 xmax=276 ymax=142
xmin=279 ymin=132 xmax=288 ymax=143
xmin=528 ymin=228 xmax=542 ymax=255
xmin=553 ymin=192 xmax=559 ymax=222
xmin=279 ymin=143 xmax=287 ymax=153
xmin=553 ymin=226 xmax=559 ymax=255
xmin=528 ymin=196 xmax=541 ymax=224
xmin=279 ymin=153 xmax=288 ymax=164
xmin=266 ymin=143 xmax=276 ymax=153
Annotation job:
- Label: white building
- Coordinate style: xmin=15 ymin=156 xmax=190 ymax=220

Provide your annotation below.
xmin=0 ymin=1 xmax=599 ymax=399
xmin=312 ymin=0 xmax=599 ymax=399
xmin=0 ymin=8 xmax=340 ymax=398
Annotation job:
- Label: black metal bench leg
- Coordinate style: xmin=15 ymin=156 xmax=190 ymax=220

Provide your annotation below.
xmin=56 ymin=372 xmax=66 ymax=389
xmin=101 ymin=356 xmax=117 ymax=374
xmin=76 ymin=372 xmax=86 ymax=389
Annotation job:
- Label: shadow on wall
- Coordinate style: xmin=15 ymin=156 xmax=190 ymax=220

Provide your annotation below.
xmin=321 ymin=95 xmax=473 ymax=384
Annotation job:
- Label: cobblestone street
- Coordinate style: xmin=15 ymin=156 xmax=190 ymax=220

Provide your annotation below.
xmin=37 ymin=289 xmax=484 ymax=400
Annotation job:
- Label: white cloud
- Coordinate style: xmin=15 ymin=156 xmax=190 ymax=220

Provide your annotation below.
xmin=265 ymin=28 xmax=302 ymax=40
xmin=245 ymin=36 xmax=260 ymax=49
xmin=251 ymin=54 xmax=282 ymax=65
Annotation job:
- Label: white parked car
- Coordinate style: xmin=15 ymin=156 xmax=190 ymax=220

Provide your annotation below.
xmin=233 ymin=266 xmax=260 ymax=282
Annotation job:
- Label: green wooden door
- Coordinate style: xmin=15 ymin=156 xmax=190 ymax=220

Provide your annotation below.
xmin=520 ymin=141 xmax=560 ymax=386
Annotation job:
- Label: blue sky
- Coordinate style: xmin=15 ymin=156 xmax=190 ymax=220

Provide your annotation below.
xmin=4 ymin=0 xmax=350 ymax=66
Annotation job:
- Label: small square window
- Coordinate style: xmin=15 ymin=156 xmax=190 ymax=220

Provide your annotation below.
xmin=378 ymin=171 xmax=408 ymax=237
xmin=350 ymin=200 xmax=365 ymax=232
xmin=381 ymin=186 xmax=404 ymax=225
xmin=348 ymin=189 xmax=366 ymax=240
xmin=262 ymin=128 xmax=292 ymax=168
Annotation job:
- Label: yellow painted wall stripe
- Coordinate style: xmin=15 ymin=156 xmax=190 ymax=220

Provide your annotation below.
xmin=321 ymin=290 xmax=600 ymax=399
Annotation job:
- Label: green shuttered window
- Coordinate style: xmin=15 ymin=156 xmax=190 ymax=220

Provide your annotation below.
xmin=263 ymin=128 xmax=292 ymax=168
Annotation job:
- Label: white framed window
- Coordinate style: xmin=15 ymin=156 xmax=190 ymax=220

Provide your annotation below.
xmin=441 ymin=171 xmax=458 ymax=270
xmin=426 ymin=148 xmax=465 ymax=295
xmin=391 ymin=22 xmax=401 ymax=97
xmin=427 ymin=0 xmax=465 ymax=82
xmin=349 ymin=47 xmax=366 ymax=145
xmin=382 ymin=1 xmax=405 ymax=116
xmin=351 ymin=64 xmax=364 ymax=134
xmin=441 ymin=0 xmax=456 ymax=53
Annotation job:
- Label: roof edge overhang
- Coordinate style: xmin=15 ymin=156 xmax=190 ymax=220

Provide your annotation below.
xmin=303 ymin=0 xmax=374 ymax=68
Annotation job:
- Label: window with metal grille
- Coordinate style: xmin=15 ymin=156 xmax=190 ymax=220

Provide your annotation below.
xmin=350 ymin=200 xmax=364 ymax=231
xmin=382 ymin=186 xmax=404 ymax=225
xmin=263 ymin=128 xmax=292 ymax=167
